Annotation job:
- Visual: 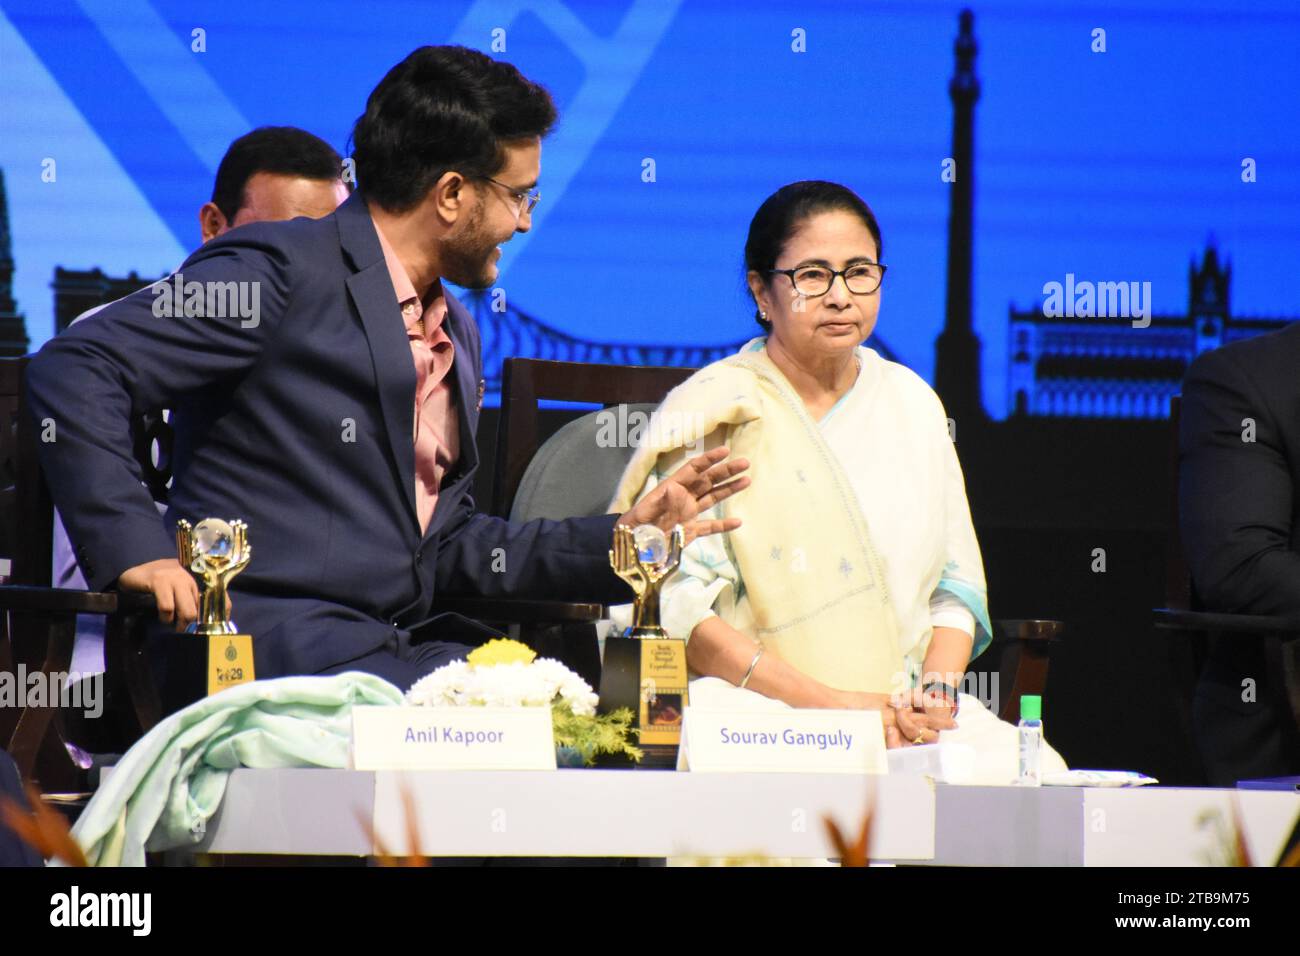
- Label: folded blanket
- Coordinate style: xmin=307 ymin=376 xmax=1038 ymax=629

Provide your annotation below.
xmin=70 ymin=673 xmax=403 ymax=866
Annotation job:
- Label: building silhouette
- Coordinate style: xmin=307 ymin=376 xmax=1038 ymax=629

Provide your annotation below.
xmin=52 ymin=268 xmax=163 ymax=335
xmin=929 ymin=13 xmax=1293 ymax=424
xmin=1007 ymin=242 xmax=1293 ymax=419
xmin=0 ymin=169 xmax=30 ymax=357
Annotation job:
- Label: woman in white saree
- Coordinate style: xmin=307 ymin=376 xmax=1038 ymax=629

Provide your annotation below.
xmin=611 ymin=181 xmax=1066 ymax=784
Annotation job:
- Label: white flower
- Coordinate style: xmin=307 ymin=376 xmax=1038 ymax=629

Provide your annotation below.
xmin=405 ymin=655 xmax=598 ymax=715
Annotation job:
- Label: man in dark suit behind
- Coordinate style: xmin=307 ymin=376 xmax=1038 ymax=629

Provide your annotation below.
xmin=1179 ymin=320 xmax=1300 ymax=785
xmin=24 ymin=46 xmax=748 ymax=707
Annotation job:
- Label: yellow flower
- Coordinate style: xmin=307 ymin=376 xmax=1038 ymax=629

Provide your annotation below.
xmin=467 ymin=638 xmax=537 ymax=669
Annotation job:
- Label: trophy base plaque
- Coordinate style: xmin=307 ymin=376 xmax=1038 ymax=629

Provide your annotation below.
xmin=205 ymin=633 xmax=255 ymax=696
xmin=597 ymin=633 xmax=689 ymax=770
xmin=160 ymin=633 xmax=256 ymax=708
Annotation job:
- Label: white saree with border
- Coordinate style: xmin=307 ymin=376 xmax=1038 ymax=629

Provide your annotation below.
xmin=610 ymin=338 xmax=1066 ymax=785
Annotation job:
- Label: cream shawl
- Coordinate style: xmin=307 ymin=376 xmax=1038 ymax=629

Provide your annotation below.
xmin=610 ymin=349 xmax=908 ymax=694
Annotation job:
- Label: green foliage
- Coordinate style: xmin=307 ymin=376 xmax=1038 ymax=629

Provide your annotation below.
xmin=551 ymin=703 xmax=643 ymax=766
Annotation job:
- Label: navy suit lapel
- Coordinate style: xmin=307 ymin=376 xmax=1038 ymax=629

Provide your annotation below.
xmin=336 ymin=194 xmax=421 ymax=533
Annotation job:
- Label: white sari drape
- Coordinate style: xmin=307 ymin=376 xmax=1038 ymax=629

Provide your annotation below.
xmin=614 ymin=338 xmax=1067 ymax=784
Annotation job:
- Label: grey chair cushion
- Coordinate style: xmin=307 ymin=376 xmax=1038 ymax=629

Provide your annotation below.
xmin=510 ymin=403 xmax=659 ymax=522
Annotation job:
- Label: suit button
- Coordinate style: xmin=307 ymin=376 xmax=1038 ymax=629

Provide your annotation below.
xmin=415 ymin=552 xmax=423 ymax=567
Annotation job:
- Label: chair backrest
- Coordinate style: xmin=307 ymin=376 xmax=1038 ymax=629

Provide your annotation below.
xmin=509 ymin=404 xmax=659 ymax=522
xmin=492 ymin=358 xmax=697 ymax=518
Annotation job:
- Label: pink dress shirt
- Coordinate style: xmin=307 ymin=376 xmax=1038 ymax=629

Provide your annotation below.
xmin=373 ymin=220 xmax=459 ymax=533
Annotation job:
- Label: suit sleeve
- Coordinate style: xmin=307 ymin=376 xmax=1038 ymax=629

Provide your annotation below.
xmin=434 ymin=495 xmax=632 ymax=604
xmin=24 ymin=230 xmax=293 ymax=591
xmin=1179 ymin=347 xmax=1300 ymax=616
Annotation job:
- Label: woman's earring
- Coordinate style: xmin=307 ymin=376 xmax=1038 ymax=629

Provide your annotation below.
xmin=759 ymin=310 xmax=768 ymax=322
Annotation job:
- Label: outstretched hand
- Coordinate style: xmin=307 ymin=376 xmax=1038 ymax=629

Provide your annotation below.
xmin=617 ymin=445 xmax=750 ymax=545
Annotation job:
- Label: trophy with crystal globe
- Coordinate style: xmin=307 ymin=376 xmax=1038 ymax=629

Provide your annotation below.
xmin=599 ymin=523 xmax=690 ymax=767
xmin=177 ymin=518 xmax=256 ymax=695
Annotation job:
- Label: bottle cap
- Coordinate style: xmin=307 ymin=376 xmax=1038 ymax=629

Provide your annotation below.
xmin=1020 ymin=694 xmax=1041 ymax=721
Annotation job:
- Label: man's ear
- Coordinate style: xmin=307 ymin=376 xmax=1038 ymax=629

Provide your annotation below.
xmin=430 ymin=171 xmax=470 ymax=225
xmin=198 ymin=202 xmax=228 ymax=244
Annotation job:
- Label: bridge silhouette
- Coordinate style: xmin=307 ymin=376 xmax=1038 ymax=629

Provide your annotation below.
xmin=462 ymin=289 xmax=901 ymax=395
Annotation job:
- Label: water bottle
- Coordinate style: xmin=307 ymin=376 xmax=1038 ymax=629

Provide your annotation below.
xmin=1017 ymin=694 xmax=1043 ymax=786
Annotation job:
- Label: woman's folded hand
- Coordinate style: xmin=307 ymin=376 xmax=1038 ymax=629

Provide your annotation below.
xmin=891 ymin=699 xmax=957 ymax=748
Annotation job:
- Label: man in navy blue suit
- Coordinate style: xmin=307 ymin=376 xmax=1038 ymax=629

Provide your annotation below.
xmin=1179 ymin=322 xmax=1300 ymax=785
xmin=25 ymin=46 xmax=749 ymax=702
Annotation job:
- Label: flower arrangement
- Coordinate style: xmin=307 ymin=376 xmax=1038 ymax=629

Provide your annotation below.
xmin=405 ymin=639 xmax=642 ymax=766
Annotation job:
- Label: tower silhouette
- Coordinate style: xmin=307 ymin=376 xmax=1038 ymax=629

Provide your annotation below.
xmin=0 ymin=168 xmax=30 ymax=357
xmin=934 ymin=9 xmax=985 ymax=424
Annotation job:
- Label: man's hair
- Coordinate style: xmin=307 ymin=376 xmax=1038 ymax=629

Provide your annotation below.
xmin=351 ymin=45 xmax=557 ymax=213
xmin=210 ymin=126 xmax=346 ymax=220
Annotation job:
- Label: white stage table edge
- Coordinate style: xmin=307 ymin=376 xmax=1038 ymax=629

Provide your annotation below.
xmin=192 ymin=767 xmax=933 ymax=860
xmin=189 ymin=769 xmax=1299 ymax=864
xmin=920 ymin=784 xmax=1299 ymax=866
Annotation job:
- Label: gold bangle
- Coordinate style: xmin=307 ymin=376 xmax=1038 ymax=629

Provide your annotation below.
xmin=739 ymin=646 xmax=764 ymax=689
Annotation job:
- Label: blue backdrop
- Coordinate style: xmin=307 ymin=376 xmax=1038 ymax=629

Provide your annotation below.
xmin=1 ymin=0 xmax=1296 ymax=415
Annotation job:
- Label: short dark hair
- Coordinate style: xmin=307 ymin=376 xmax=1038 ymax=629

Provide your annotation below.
xmin=350 ymin=45 xmax=557 ymax=213
xmin=211 ymin=127 xmax=346 ymax=220
xmin=743 ymin=181 xmax=884 ymax=332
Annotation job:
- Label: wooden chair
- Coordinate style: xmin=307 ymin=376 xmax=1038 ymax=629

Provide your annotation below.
xmin=490 ymin=358 xmax=697 ymax=518
xmin=975 ymin=620 xmax=1062 ymax=724
xmin=487 ymin=358 xmax=1061 ymax=723
xmin=1153 ymin=394 xmax=1300 ymax=777
xmin=448 ymin=358 xmax=695 ymax=687
xmin=0 ymin=357 xmax=163 ymax=792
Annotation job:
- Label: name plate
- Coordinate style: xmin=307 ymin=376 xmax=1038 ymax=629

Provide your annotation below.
xmin=351 ymin=706 xmax=556 ymax=771
xmin=680 ymin=707 xmax=887 ymax=774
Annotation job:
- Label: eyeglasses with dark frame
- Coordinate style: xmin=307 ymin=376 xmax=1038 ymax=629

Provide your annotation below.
xmin=480 ymin=176 xmax=542 ymax=217
xmin=767 ymin=262 xmax=888 ymax=297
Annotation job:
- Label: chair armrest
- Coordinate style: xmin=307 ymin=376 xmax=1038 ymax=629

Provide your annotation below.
xmin=0 ymin=586 xmax=158 ymax=617
xmin=430 ymin=595 xmax=605 ymax=625
xmin=991 ymin=619 xmax=1064 ymax=643
xmin=0 ymin=585 xmax=121 ymax=615
xmin=1153 ymin=607 xmax=1300 ymax=634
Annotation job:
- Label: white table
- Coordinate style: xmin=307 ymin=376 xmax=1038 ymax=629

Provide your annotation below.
xmin=189 ymin=768 xmax=1299 ymax=865
xmin=192 ymin=768 xmax=933 ymax=860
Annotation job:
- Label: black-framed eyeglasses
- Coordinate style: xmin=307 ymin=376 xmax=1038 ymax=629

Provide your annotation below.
xmin=480 ymin=176 xmax=541 ymax=217
xmin=768 ymin=262 xmax=887 ymax=297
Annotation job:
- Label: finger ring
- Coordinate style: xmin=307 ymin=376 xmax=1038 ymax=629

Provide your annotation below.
xmin=912 ymin=730 xmax=926 ymax=745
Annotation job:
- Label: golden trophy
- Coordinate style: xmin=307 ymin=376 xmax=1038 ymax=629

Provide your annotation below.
xmin=598 ymin=524 xmax=690 ymax=768
xmin=177 ymin=518 xmax=256 ymax=695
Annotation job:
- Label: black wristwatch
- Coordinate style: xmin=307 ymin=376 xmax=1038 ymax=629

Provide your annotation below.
xmin=921 ymin=680 xmax=961 ymax=716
